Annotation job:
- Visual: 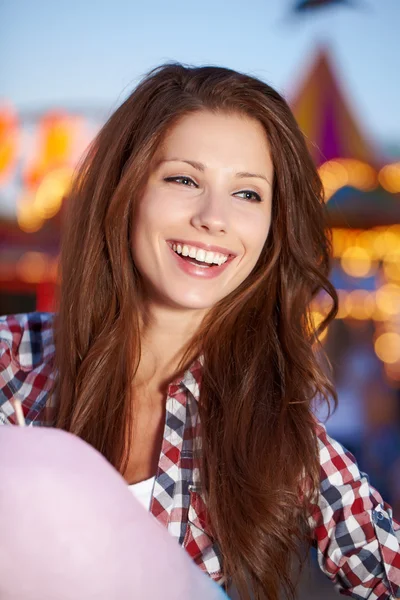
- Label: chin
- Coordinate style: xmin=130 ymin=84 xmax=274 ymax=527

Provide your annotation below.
xmin=165 ymin=290 xmax=222 ymax=312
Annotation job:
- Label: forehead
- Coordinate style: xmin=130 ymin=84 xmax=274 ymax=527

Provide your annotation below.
xmin=156 ymin=110 xmax=273 ymax=174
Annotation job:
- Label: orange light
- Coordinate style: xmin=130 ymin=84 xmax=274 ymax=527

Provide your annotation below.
xmin=33 ymin=166 xmax=72 ymax=219
xmin=379 ymin=162 xmax=400 ymax=193
xmin=319 ymin=159 xmax=377 ymax=202
xmin=16 ymin=252 xmax=49 ymax=283
xmin=0 ymin=105 xmax=19 ymax=184
xmin=356 ymin=230 xmax=380 ymax=260
xmin=319 ymin=160 xmax=348 ymax=202
xmin=336 ymin=290 xmax=350 ymax=319
xmin=345 ymin=290 xmax=375 ymax=320
xmin=23 ymin=112 xmax=80 ymax=189
xmin=373 ymin=230 xmax=400 ymax=258
xmin=341 ymin=246 xmax=374 ymax=278
xmin=374 ymin=332 xmax=400 ymax=364
xmin=383 ymin=250 xmax=400 ymax=282
xmin=16 ymin=192 xmax=44 ymax=233
xmin=375 ymin=284 xmax=400 ymax=317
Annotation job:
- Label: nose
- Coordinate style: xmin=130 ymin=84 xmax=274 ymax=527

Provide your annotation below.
xmin=190 ymin=191 xmax=228 ymax=236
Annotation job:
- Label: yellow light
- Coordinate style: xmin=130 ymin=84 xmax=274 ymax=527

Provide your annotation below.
xmin=332 ymin=229 xmax=360 ymax=258
xmin=345 ymin=290 xmax=375 ymax=320
xmin=336 ymin=290 xmax=350 ymax=319
xmin=341 ymin=246 xmax=374 ymax=278
xmin=379 ymin=162 xmax=400 ymax=193
xmin=16 ymin=193 xmax=44 ymax=233
xmin=387 ymin=225 xmax=400 ymax=236
xmin=374 ymin=332 xmax=400 ymax=364
xmin=16 ymin=252 xmax=48 ymax=283
xmin=376 ymin=284 xmax=400 ymax=316
xmin=319 ymin=160 xmax=348 ymax=202
xmin=332 ymin=229 xmax=346 ymax=257
xmin=373 ymin=230 xmax=400 ymax=258
xmin=342 ymin=159 xmax=377 ymax=191
xmin=372 ymin=305 xmax=390 ymax=322
xmin=33 ymin=166 xmax=72 ymax=219
xmin=356 ymin=230 xmax=380 ymax=260
xmin=383 ymin=250 xmax=400 ymax=282
xmin=319 ymin=159 xmax=377 ymax=201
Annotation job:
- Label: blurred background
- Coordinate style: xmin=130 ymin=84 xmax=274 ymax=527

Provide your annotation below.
xmin=1 ymin=0 xmax=400 ymax=597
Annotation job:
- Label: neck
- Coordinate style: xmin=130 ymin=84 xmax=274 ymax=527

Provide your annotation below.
xmin=135 ymin=302 xmax=205 ymax=393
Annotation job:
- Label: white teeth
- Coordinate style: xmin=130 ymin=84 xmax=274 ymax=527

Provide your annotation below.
xmin=195 ymin=249 xmax=206 ymax=262
xmin=169 ymin=242 xmax=230 ymax=266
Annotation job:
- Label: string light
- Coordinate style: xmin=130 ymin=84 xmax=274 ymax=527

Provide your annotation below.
xmin=319 ymin=159 xmax=378 ymax=202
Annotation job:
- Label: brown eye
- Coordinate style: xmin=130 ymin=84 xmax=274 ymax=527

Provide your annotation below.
xmin=164 ymin=176 xmax=198 ymax=187
xmin=235 ymin=190 xmax=262 ymax=203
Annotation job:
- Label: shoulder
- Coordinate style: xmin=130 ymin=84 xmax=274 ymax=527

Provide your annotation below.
xmin=0 ymin=312 xmax=56 ymax=425
xmin=314 ymin=419 xmax=362 ymax=489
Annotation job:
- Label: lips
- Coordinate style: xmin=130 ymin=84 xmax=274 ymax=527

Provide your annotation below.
xmin=167 ymin=242 xmax=234 ymax=280
xmin=166 ymin=239 xmax=236 ymax=258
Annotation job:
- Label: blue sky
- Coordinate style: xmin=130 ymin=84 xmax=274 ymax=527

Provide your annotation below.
xmin=0 ymin=0 xmax=399 ymax=145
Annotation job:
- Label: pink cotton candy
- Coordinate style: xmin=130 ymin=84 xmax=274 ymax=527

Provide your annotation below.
xmin=0 ymin=426 xmax=227 ymax=600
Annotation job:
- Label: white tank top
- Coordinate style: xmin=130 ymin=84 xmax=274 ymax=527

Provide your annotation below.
xmin=128 ymin=475 xmax=156 ymax=511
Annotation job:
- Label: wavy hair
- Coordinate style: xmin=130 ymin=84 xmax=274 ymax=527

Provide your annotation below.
xmin=54 ymin=63 xmax=338 ymax=599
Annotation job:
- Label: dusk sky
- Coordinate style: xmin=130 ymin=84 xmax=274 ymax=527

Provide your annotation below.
xmin=1 ymin=0 xmax=399 ymax=145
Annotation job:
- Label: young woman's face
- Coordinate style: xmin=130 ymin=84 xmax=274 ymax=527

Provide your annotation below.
xmin=131 ymin=110 xmax=273 ymax=312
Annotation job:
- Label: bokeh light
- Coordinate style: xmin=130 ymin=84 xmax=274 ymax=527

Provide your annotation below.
xmin=379 ymin=162 xmax=400 ymax=193
xmin=374 ymin=332 xmax=400 ymax=364
xmin=375 ymin=283 xmax=400 ymax=317
xmin=16 ymin=252 xmax=49 ymax=283
xmin=341 ymin=246 xmax=375 ymax=278
xmin=319 ymin=159 xmax=377 ymax=202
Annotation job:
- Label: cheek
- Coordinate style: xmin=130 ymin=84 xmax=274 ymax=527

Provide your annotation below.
xmin=136 ymin=189 xmax=189 ymax=234
xmin=240 ymin=211 xmax=271 ymax=262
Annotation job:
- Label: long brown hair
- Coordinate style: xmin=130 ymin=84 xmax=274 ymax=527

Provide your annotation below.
xmin=54 ymin=64 xmax=338 ymax=599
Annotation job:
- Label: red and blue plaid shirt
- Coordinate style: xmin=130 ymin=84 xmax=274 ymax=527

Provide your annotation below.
xmin=1 ymin=312 xmax=400 ymax=598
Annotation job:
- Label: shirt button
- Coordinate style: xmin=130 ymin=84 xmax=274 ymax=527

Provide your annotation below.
xmin=373 ymin=509 xmax=384 ymax=523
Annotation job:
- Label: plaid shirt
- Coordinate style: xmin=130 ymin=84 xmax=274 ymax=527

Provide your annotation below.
xmin=1 ymin=312 xmax=399 ymax=598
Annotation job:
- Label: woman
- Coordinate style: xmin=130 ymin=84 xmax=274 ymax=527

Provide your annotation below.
xmin=0 ymin=63 xmax=399 ymax=599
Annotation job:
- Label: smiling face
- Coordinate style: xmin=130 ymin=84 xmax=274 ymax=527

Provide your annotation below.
xmin=131 ymin=110 xmax=274 ymax=313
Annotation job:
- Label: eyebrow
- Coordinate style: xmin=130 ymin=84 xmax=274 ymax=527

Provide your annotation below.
xmin=159 ymin=158 xmax=271 ymax=185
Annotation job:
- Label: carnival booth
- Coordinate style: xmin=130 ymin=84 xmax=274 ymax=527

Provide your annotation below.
xmin=290 ymin=49 xmax=400 ymax=512
xmin=0 ymin=109 xmax=98 ymax=313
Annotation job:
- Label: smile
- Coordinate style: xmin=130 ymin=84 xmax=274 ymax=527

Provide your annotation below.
xmin=168 ymin=242 xmax=229 ymax=266
xmin=166 ymin=241 xmax=235 ymax=279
